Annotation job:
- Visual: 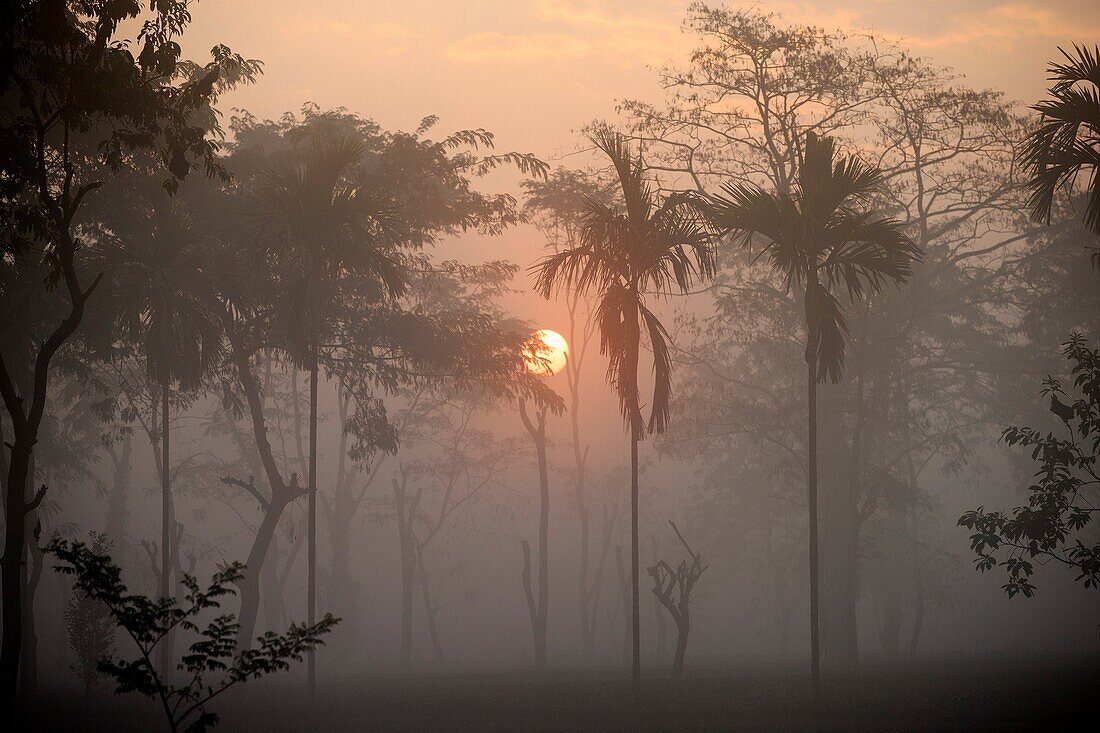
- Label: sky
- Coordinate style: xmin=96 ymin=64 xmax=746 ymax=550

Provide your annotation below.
xmin=181 ymin=0 xmax=1100 ymax=154
xmin=175 ymin=0 xmax=1100 ymax=326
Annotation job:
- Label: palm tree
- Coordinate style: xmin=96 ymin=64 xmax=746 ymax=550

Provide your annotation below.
xmin=531 ymin=129 xmax=715 ymax=689
xmin=246 ymin=125 xmax=406 ymax=691
xmin=94 ymin=190 xmax=221 ymax=679
xmin=702 ymin=131 xmax=920 ymax=690
xmin=1020 ymin=44 xmax=1100 ymax=249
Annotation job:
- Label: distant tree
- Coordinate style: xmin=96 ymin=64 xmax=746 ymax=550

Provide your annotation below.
xmin=92 ymin=183 xmax=223 ymax=678
xmin=702 ymin=131 xmax=919 ymax=688
xmin=532 ymin=128 xmax=715 ymax=688
xmin=1019 ymin=45 xmax=1100 ymax=258
xmin=622 ymin=3 xmax=1029 ymax=670
xmin=522 ymin=168 xmax=610 ymax=659
xmin=648 ymin=521 xmax=707 ymax=678
xmin=960 ymin=334 xmax=1100 ymax=597
xmin=49 ymin=538 xmax=337 ymax=733
xmin=65 ymin=532 xmax=116 ymax=696
xmin=0 ymin=0 xmax=258 ymax=697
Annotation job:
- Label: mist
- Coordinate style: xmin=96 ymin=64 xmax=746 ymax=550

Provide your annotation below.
xmin=3 ymin=1 xmax=1099 ymax=730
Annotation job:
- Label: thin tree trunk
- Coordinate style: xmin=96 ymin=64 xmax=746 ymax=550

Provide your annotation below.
xmin=630 ymin=422 xmax=640 ymax=690
xmin=806 ymin=281 xmax=821 ymax=694
xmin=416 ymin=545 xmax=444 ymax=663
xmin=520 ymin=403 xmax=550 ymax=669
xmin=159 ymin=377 xmax=172 ymax=681
xmin=19 ymin=458 xmax=40 ymax=697
xmin=652 ymin=538 xmax=667 ymax=663
xmin=394 ymin=475 xmax=415 ymax=668
xmin=307 ymin=355 xmax=318 ymax=692
xmin=106 ymin=434 xmax=132 ymax=553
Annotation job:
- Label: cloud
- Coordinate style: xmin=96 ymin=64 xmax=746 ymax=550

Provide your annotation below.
xmin=904 ymin=3 xmax=1100 ymax=48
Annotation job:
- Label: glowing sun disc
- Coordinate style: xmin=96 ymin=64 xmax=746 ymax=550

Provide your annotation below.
xmin=526 ymin=329 xmax=568 ymax=377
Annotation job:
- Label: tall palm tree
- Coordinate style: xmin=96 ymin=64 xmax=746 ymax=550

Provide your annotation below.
xmin=246 ymin=126 xmax=406 ymax=691
xmin=702 ymin=131 xmax=920 ymax=690
xmin=94 ymin=191 xmax=221 ymax=679
xmin=1020 ymin=44 xmax=1100 ymax=246
xmin=531 ymin=129 xmax=715 ymax=689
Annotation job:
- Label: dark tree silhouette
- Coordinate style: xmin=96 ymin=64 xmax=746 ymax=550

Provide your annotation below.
xmin=532 ymin=128 xmax=715 ymax=689
xmin=0 ymin=1 xmax=257 ymax=699
xmin=1020 ymin=45 xmax=1100 ymax=255
xmin=960 ymin=334 xmax=1100 ymax=596
xmin=49 ymin=538 xmax=336 ymax=733
xmin=94 ymin=189 xmax=222 ymax=678
xmin=702 ymin=131 xmax=919 ymax=690
xmin=648 ymin=521 xmax=707 ymax=678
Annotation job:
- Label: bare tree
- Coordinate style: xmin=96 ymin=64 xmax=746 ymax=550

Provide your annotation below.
xmin=648 ymin=521 xmax=708 ymax=678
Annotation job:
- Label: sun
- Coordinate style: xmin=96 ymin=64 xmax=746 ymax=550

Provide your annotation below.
xmin=525 ymin=329 xmax=569 ymax=377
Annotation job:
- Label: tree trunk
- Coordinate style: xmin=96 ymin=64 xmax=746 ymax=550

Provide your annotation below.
xmin=671 ymin=616 xmax=689 ymax=679
xmin=520 ymin=403 xmax=550 ymax=669
xmin=416 ymin=545 xmax=444 ymax=663
xmin=159 ymin=377 xmax=172 ymax=681
xmin=307 ymin=355 xmax=318 ymax=692
xmin=1 ymin=442 xmax=32 ymax=700
xmin=652 ymin=539 xmax=667 ymax=663
xmin=394 ymin=477 xmax=415 ymax=668
xmin=237 ymin=498 xmax=290 ymax=648
xmin=19 ymin=459 xmax=41 ymax=697
xmin=106 ymin=434 xmax=132 ymax=553
xmin=806 ymin=282 xmax=821 ymax=694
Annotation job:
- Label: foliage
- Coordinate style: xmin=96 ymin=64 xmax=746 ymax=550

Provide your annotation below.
xmin=702 ymin=131 xmax=921 ymax=382
xmin=1019 ymin=45 xmax=1100 ymax=247
xmin=532 ymin=128 xmax=715 ymax=435
xmin=49 ymin=538 xmax=337 ymax=732
xmin=65 ymin=532 xmax=116 ymax=692
xmin=960 ymin=334 xmax=1100 ymax=597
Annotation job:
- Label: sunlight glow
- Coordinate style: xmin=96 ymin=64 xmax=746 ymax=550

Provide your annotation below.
xmin=526 ymin=329 xmax=569 ymax=377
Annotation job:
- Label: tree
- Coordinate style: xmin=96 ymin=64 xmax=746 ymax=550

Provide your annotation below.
xmin=518 ymin=398 xmax=550 ymax=669
xmin=241 ymin=107 xmax=547 ymax=687
xmin=647 ymin=521 xmax=707 ymax=678
xmin=701 ymin=131 xmax=919 ymax=689
xmin=960 ymin=333 xmax=1100 ymax=597
xmin=1019 ymin=45 xmax=1100 ymax=258
xmin=64 ymin=532 xmax=116 ymax=696
xmin=92 ymin=182 xmax=223 ymax=678
xmin=620 ymin=3 xmax=1031 ymax=671
xmin=49 ymin=537 xmax=336 ymax=733
xmin=522 ymin=169 xmax=610 ymax=659
xmin=532 ymin=128 xmax=715 ymax=688
xmin=0 ymin=0 xmax=258 ymax=697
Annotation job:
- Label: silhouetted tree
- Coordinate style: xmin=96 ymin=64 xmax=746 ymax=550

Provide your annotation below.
xmin=49 ymin=538 xmax=336 ymax=732
xmin=0 ymin=0 xmax=257 ymax=697
xmin=532 ymin=129 xmax=715 ymax=688
xmin=648 ymin=521 xmax=707 ymax=678
xmin=93 ymin=185 xmax=222 ymax=678
xmin=702 ymin=131 xmax=919 ymax=689
xmin=1020 ymin=45 xmax=1100 ymax=256
xmin=64 ymin=532 xmax=115 ymax=696
xmin=523 ymin=168 xmax=610 ymax=659
xmin=960 ymin=334 xmax=1100 ymax=596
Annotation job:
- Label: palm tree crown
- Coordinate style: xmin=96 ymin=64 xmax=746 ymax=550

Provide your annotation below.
xmin=531 ymin=128 xmax=715 ymax=434
xmin=1020 ymin=44 xmax=1100 ymax=236
xmin=703 ymin=131 xmax=920 ymax=381
xmin=94 ymin=192 xmax=221 ymax=391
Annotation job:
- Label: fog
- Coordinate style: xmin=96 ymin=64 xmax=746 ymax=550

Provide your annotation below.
xmin=4 ymin=1 xmax=1099 ymax=730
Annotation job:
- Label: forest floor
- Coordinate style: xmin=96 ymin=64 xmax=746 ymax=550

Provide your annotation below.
xmin=24 ymin=657 xmax=1098 ymax=731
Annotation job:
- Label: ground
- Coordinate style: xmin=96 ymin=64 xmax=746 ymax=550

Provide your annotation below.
xmin=24 ymin=658 xmax=1099 ymax=731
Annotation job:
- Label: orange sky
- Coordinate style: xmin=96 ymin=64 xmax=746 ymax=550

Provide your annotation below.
xmin=182 ymin=0 xmax=1100 ymax=153
xmin=176 ymin=0 xmax=1100 ymax=327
